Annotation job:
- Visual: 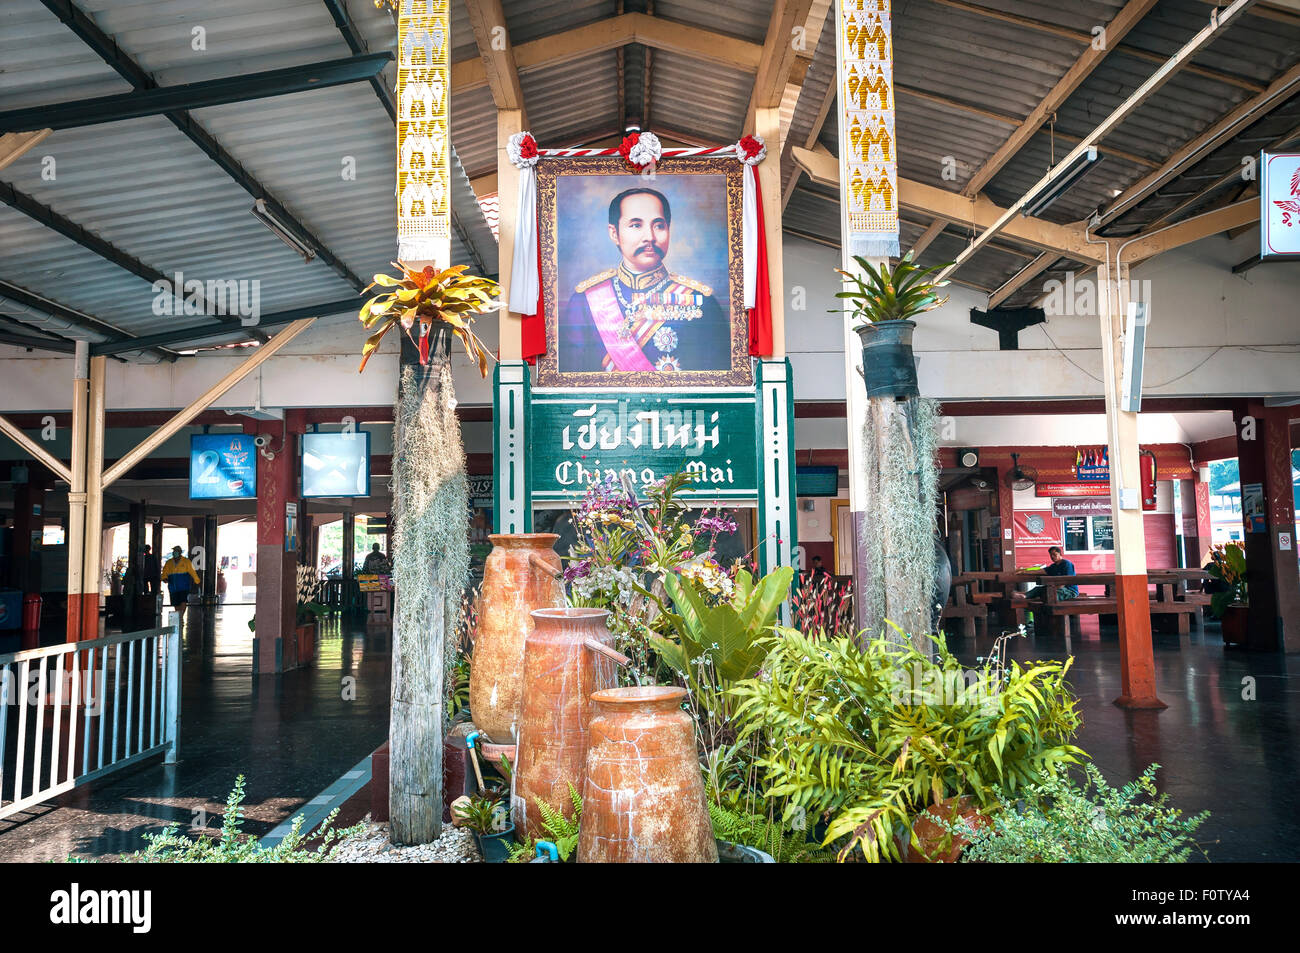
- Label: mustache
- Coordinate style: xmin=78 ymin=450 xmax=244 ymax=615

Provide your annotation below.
xmin=634 ymin=243 xmax=664 ymax=256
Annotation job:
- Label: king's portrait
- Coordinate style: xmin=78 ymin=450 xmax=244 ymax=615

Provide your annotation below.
xmin=537 ymin=156 xmax=750 ymax=387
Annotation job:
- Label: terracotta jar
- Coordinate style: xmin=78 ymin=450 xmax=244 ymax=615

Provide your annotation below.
xmin=512 ymin=608 xmax=628 ymax=839
xmin=470 ymin=534 xmax=565 ymax=744
xmin=578 ymin=686 xmax=717 ymax=863
xmin=899 ymin=796 xmax=990 ymax=863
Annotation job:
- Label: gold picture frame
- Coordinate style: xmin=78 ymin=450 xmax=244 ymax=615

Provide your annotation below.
xmin=534 ymin=155 xmax=752 ymax=388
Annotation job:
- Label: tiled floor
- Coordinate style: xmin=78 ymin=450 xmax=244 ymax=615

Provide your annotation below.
xmin=0 ymin=605 xmax=392 ymax=862
xmin=949 ymin=617 xmax=1300 ymax=862
xmin=3 ymin=606 xmax=1296 ymax=862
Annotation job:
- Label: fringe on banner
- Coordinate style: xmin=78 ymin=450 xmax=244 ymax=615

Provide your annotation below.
xmin=397 ymin=238 xmax=446 ymax=263
xmin=848 ymin=235 xmax=901 ymax=260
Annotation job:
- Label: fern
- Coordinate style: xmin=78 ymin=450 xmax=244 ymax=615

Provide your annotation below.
xmin=708 ymin=801 xmax=834 ymax=863
xmin=508 ymin=784 xmax=583 ymax=862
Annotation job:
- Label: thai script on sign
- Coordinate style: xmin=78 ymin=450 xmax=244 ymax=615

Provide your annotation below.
xmin=561 ymin=404 xmax=720 ymax=454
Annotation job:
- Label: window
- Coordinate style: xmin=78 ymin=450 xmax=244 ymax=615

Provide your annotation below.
xmin=1065 ymin=515 xmax=1113 ymax=553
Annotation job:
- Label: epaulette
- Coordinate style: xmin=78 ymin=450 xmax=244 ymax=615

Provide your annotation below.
xmin=669 ymin=273 xmax=712 ymax=296
xmin=576 ymin=268 xmax=617 ymax=293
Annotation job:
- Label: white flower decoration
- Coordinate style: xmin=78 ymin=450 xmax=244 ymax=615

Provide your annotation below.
xmin=627 ymin=131 xmax=662 ymax=168
xmin=506 ymin=131 xmax=540 ymax=169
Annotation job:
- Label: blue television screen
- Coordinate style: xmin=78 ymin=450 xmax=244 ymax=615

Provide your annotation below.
xmin=302 ymin=431 xmax=371 ymax=498
xmin=190 ymin=434 xmax=257 ymax=500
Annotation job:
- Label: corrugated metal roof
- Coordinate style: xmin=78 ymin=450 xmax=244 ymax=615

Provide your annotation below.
xmin=0 ymin=0 xmax=496 ymax=358
xmin=651 ymin=50 xmax=753 ymax=142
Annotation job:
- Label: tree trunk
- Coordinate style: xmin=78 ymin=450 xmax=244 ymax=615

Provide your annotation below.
xmin=389 ymin=341 xmax=468 ymax=844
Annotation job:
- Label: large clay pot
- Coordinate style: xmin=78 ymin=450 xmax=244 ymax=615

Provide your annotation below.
xmin=578 ymin=686 xmax=717 ymax=863
xmin=513 ymin=608 xmax=626 ymax=839
xmin=1219 ymin=603 xmax=1248 ymax=646
xmin=470 ymin=533 xmax=565 ymax=743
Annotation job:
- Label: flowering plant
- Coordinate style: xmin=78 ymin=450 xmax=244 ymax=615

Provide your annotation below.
xmin=564 ymin=470 xmax=740 ymax=680
xmin=736 ymin=134 xmax=766 ymax=165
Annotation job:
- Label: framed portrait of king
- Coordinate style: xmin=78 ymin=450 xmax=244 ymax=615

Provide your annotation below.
xmin=535 ymin=156 xmax=751 ymax=387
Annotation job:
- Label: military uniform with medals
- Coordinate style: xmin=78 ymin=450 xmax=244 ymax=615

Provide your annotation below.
xmin=559 ymin=262 xmax=728 ymax=372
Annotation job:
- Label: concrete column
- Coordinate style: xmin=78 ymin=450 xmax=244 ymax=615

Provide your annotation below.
xmin=10 ymin=471 xmax=48 ymax=594
xmin=251 ymin=412 xmax=302 ymax=674
xmin=65 ymin=342 xmax=88 ymax=642
xmin=1235 ymin=403 xmax=1300 ymax=652
xmin=1097 ymin=261 xmax=1163 ymax=709
xmin=201 ymin=514 xmax=219 ymax=606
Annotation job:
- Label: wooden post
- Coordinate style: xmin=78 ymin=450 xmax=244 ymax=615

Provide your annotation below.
xmin=1097 ymin=260 xmax=1164 ymax=709
xmin=497 ymin=108 xmax=524 ymax=361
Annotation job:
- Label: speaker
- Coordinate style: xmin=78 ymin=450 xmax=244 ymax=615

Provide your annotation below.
xmin=958 ymin=447 xmax=980 ymax=469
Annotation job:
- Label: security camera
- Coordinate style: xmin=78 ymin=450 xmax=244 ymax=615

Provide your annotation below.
xmin=253 ymin=434 xmax=270 ymax=448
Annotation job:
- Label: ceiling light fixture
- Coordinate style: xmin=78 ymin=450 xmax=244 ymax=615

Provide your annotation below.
xmin=1022 ymin=146 xmax=1101 ymax=218
xmin=251 ymin=198 xmax=316 ymax=262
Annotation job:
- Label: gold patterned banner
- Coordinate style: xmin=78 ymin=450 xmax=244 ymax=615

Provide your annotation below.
xmin=836 ymin=0 xmax=899 ymax=258
xmin=396 ymin=0 xmax=451 ymax=263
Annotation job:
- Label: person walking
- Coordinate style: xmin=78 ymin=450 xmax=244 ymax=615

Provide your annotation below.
xmin=161 ymin=545 xmax=201 ymax=612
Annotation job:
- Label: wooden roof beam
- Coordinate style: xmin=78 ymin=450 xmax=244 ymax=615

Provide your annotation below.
xmin=791 ymin=143 xmax=1103 ymax=262
xmin=465 ymin=0 xmax=525 ymax=113
xmin=988 ymin=252 xmax=1057 ymax=308
xmin=745 ymin=0 xmax=816 ymax=132
xmin=961 ymin=0 xmax=1160 ymax=198
xmin=452 ymin=13 xmax=763 ymax=94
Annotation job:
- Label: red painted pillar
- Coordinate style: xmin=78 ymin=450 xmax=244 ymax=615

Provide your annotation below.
xmin=1235 ymin=404 xmax=1300 ymax=652
xmin=251 ymin=413 xmax=302 ymax=674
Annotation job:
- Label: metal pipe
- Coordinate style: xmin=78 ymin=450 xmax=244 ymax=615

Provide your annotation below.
xmin=102 ymin=317 xmax=315 ymax=487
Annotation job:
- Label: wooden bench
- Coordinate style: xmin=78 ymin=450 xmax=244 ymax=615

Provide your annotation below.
xmin=941 ymin=576 xmax=989 ymax=638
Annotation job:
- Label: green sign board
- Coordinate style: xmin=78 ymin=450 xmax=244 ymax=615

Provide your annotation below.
xmin=529 ymin=391 xmax=758 ymax=503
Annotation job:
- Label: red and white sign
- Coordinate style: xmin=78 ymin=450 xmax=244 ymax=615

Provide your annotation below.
xmin=1262 ymin=152 xmax=1300 ymax=258
xmin=1036 ymin=482 xmax=1110 ymax=498
xmin=1014 ymin=511 xmax=1062 ymax=548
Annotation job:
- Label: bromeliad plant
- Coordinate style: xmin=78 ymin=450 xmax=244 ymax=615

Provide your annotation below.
xmin=357 ymin=262 xmax=500 ymax=373
xmin=832 ymin=251 xmax=952 ymax=328
xmin=730 ymin=628 xmax=1087 ymax=862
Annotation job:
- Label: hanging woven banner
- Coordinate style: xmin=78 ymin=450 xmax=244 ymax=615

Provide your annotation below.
xmin=396 ymin=0 xmax=451 ymax=264
xmin=836 ymin=0 xmax=900 ymax=259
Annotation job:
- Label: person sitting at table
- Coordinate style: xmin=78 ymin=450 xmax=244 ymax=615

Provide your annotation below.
xmin=1026 ymin=546 xmax=1078 ymax=601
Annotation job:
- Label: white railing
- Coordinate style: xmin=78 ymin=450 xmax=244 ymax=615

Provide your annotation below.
xmin=0 ymin=625 xmax=180 ymax=822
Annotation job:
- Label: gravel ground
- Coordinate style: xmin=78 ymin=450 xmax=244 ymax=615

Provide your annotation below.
xmin=330 ymin=820 xmax=482 ymax=863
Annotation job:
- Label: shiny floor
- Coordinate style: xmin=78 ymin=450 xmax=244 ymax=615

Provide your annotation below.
xmin=950 ymin=618 xmax=1300 ymax=863
xmin=2 ymin=609 xmax=1295 ymax=862
xmin=0 ymin=606 xmax=392 ymax=862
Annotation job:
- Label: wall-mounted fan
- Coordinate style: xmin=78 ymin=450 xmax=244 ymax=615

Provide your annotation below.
xmin=1003 ymin=453 xmax=1038 ymax=491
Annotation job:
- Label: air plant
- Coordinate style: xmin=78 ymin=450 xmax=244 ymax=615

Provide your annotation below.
xmin=356 ymin=262 xmax=500 ymax=374
xmin=832 ymin=251 xmax=953 ymax=329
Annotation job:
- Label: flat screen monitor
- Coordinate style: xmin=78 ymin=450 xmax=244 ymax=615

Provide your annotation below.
xmin=796 ymin=465 xmax=839 ymax=497
xmin=190 ymin=434 xmax=257 ymax=500
xmin=301 ymin=431 xmax=371 ymax=498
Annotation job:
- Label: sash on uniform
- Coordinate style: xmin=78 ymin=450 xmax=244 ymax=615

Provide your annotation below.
xmin=585 ymin=279 xmax=655 ymax=371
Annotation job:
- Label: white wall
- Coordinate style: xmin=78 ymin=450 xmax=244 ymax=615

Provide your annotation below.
xmin=782 ymin=231 xmax=1300 ymax=402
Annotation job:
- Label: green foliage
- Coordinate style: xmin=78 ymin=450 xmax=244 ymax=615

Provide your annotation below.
xmin=453 ymin=794 xmax=509 ymax=835
xmin=940 ymin=763 xmax=1210 ymax=863
xmin=448 ymin=651 xmax=471 ymax=717
xmin=1207 ymin=541 xmax=1248 ymax=618
xmin=731 ymin=629 xmax=1086 ymax=862
xmin=126 ymin=776 xmax=364 ymax=863
xmin=647 ymin=566 xmax=792 ymax=750
xmin=708 ymin=801 xmax=834 ymax=864
xmin=509 ymin=784 xmax=583 ymax=862
xmin=832 ymin=251 xmax=953 ymax=327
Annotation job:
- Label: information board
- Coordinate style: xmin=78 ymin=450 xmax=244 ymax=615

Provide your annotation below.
xmin=190 ymin=434 xmax=257 ymax=500
xmin=529 ymin=391 xmax=758 ymax=503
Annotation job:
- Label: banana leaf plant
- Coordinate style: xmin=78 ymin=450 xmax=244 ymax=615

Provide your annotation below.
xmin=832 ymin=251 xmax=952 ymax=330
xmin=356 ymin=261 xmax=500 ymax=374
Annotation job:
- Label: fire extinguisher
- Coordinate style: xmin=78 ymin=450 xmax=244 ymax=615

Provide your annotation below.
xmin=1139 ymin=449 xmax=1158 ymax=511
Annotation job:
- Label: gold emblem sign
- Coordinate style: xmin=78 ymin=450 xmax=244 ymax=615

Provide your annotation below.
xmin=396 ymin=0 xmax=451 ymax=263
xmin=837 ymin=0 xmax=899 ymax=257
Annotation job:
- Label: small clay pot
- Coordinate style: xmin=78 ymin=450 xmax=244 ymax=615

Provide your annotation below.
xmin=469 ymin=534 xmax=565 ymax=743
xmin=513 ymin=608 xmax=622 ymax=839
xmin=899 ymin=796 xmax=989 ymax=863
xmin=578 ymin=686 xmax=717 ymax=864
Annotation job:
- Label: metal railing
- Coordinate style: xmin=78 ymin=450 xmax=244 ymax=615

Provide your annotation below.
xmin=0 ymin=625 xmax=180 ymax=822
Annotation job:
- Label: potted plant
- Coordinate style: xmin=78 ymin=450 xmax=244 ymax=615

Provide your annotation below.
xmin=453 ymin=793 xmax=515 ymax=862
xmin=1207 ymin=541 xmax=1248 ymax=646
xmin=832 ymin=251 xmax=952 ymax=399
